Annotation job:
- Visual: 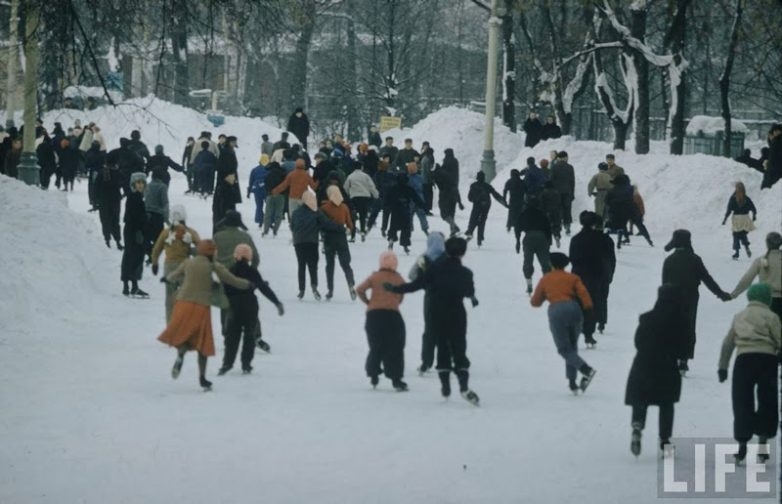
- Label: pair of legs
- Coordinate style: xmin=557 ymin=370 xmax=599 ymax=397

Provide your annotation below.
xmin=350 ymin=196 xmax=372 ymax=239
xmin=582 ymin=278 xmax=609 ymax=343
xmin=466 ymin=204 xmax=490 ymax=244
xmin=732 ymin=231 xmax=751 ymax=257
xmin=439 ymin=199 xmax=459 ymax=235
xmin=222 ymin=312 xmax=259 ymax=373
xmin=411 ymin=205 xmax=429 ymax=236
xmin=548 ymin=301 xmax=592 ymax=388
xmin=559 ymin=193 xmax=573 ymax=233
xmin=121 ymin=227 xmax=146 ymax=294
xmin=253 ymin=192 xmax=265 ymax=225
xmin=173 ymin=345 xmax=211 ymax=388
xmin=294 ymin=242 xmax=319 ymax=294
xmin=434 ymin=311 xmax=471 ymax=396
xmin=387 ymin=215 xmax=413 ymax=249
xmin=365 ymin=310 xmax=406 ymax=386
xmin=632 ymin=403 xmax=674 ymax=443
xmin=100 ymin=199 xmax=122 ymax=247
xmin=522 ymin=230 xmax=552 ymax=287
xmin=732 ymin=353 xmax=778 ymax=445
xmin=263 ymin=194 xmax=285 ymax=235
xmin=367 ymin=198 xmax=390 ymax=234
xmin=419 ymin=294 xmax=436 ymax=372
xmin=324 ymin=237 xmax=355 ymax=295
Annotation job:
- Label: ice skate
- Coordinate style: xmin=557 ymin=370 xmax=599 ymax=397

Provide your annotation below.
xmin=597 ymin=322 xmax=605 ymax=334
xmin=660 ymin=440 xmax=675 ymax=459
xmin=349 ymin=286 xmax=357 ymax=301
xmin=370 ymin=375 xmax=379 ymax=389
xmin=312 ymin=287 xmax=322 ymax=301
xmin=417 ymin=364 xmax=429 ymax=376
xmin=297 ymin=290 xmax=304 ymax=300
xmin=130 ymin=286 xmax=149 ymax=298
xmin=757 ymin=436 xmax=770 ymax=463
xmin=745 ymin=244 xmax=751 ymax=257
xmin=325 ymin=290 xmax=334 ymax=301
xmin=732 ymin=250 xmax=739 ymax=260
xmin=199 ymin=376 xmax=213 ymax=391
xmin=171 ymin=351 xmax=185 ymax=379
xmin=122 ymin=285 xmax=130 ymax=297
xmin=630 ymin=424 xmax=642 ymax=457
xmin=256 ymin=339 xmax=271 ymax=353
xmin=242 ymin=366 xmax=253 ymax=375
xmin=579 ymin=366 xmax=596 ymax=393
xmin=217 ymin=367 xmax=230 ymax=376
xmin=461 ymin=389 xmax=480 ymax=406
xmin=392 ymin=379 xmax=409 ymax=392
xmin=569 ymin=380 xmax=579 ymax=396
xmin=584 ymin=335 xmax=597 ymax=349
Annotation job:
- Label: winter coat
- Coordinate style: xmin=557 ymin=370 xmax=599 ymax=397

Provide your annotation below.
xmin=189 ymin=138 xmax=219 ymax=165
xmin=606 ymin=163 xmax=625 ymax=181
xmin=441 ymin=153 xmax=460 ymax=190
xmin=407 ymin=172 xmax=425 ymax=201
xmin=36 ymin=141 xmax=58 ymax=176
xmin=144 ymin=178 xmax=169 ymax=220
xmin=550 ymin=161 xmax=575 ymax=198
xmin=632 ymin=188 xmax=645 ymax=218
xmin=385 ymin=178 xmax=424 ymax=228
xmin=84 ymin=147 xmax=105 ymax=174
xmin=217 ymin=147 xmax=239 ymax=178
xmin=95 ymin=167 xmax=123 ymax=205
xmin=212 ymin=180 xmax=241 ymax=225
xmin=193 ymin=149 xmax=217 ymax=175
xmin=147 ymin=155 xmax=183 ymax=185
xmin=624 ymin=299 xmax=688 ymax=406
xmin=374 ymin=169 xmax=397 ymax=198
xmin=468 ymin=180 xmax=506 ymax=209
xmin=368 ymin=131 xmax=382 ymax=148
xmin=503 ymin=174 xmax=527 ymax=225
xmin=345 ymin=169 xmax=379 ymax=199
xmin=167 ymin=255 xmax=250 ymax=307
xmin=419 ymin=150 xmax=434 ymax=183
xmin=523 ymin=165 xmax=547 ymax=194
xmin=261 ymin=141 xmax=274 ymax=158
xmin=287 ymin=113 xmax=310 ymax=142
xmin=313 ymin=160 xmax=335 ymax=183
xmin=264 ymin=164 xmax=286 ymax=193
xmin=224 ymin=260 xmax=281 ymax=323
xmin=356 ymin=269 xmax=405 ymax=312
xmin=151 ymin=225 xmax=200 ymax=266
xmin=378 ymin=145 xmax=399 ymax=163
xmin=541 ymin=123 xmax=562 ymax=140
xmin=761 ymin=135 xmax=781 ymax=189
xmin=723 ymin=195 xmax=757 ymax=233
xmin=523 ymin=118 xmax=543 ymax=147
xmin=58 ymin=147 xmax=80 ymax=177
xmin=394 ymin=147 xmax=419 ymax=171
xmin=605 ymin=176 xmax=634 ymax=229
xmin=569 ymin=228 xmax=616 ymax=286
xmin=719 ymin=302 xmax=782 ymax=370
xmin=530 ymin=270 xmax=593 ymax=309
xmin=731 ymin=250 xmax=782 ymax=299
xmin=214 ymin=226 xmax=260 ymax=270
xmin=362 ymin=151 xmax=380 ymax=178
xmin=272 ymin=164 xmax=317 ymax=199
xmin=123 ymin=191 xmax=147 ymax=234
xmin=248 ymin=164 xmax=268 ymax=199
xmin=541 ymin=187 xmax=561 ymax=227
xmin=3 ymin=148 xmax=20 ymax=178
xmin=518 ymin=205 xmax=552 ymax=243
xmin=128 ymin=139 xmax=150 ymax=163
xmin=291 ymin=206 xmax=343 ymax=245
xmin=320 ymin=200 xmax=354 ymax=233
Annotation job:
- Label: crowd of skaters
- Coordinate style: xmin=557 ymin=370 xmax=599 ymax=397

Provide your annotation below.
xmin=3 ymin=110 xmax=781 ymax=465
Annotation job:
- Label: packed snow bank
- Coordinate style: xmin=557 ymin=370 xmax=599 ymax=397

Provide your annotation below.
xmin=382 ymin=107 xmax=524 ymax=184
xmin=686 ymin=115 xmax=749 ymax=136
xmin=0 ymin=176 xmax=115 ymax=335
xmin=498 ymin=137 xmax=782 ymax=238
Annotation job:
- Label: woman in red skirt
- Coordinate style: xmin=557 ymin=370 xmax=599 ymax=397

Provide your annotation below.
xmin=158 ymin=239 xmax=251 ymax=390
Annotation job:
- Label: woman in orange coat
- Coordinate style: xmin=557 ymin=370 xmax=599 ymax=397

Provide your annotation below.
xmin=158 ymin=239 xmax=251 ymax=391
xmin=320 ymin=185 xmax=356 ymax=300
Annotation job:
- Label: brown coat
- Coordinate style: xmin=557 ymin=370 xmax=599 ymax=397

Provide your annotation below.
xmin=272 ymin=161 xmax=318 ymax=199
xmin=632 ymin=188 xmax=645 ymax=217
xmin=531 ymin=269 xmax=593 ymax=310
xmin=151 ymin=225 xmax=201 ymax=265
xmin=320 ymin=200 xmax=354 ymax=231
xmin=356 ymin=269 xmax=405 ymax=312
xmin=166 ymin=255 xmax=250 ymax=306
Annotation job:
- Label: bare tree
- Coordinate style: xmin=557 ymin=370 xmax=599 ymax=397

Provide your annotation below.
xmin=719 ymin=0 xmax=743 ymax=157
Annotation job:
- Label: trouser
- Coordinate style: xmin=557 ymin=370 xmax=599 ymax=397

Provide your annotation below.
xmin=434 ymin=311 xmax=470 ymax=392
xmin=466 ymin=203 xmax=490 ymax=243
xmin=420 ymin=293 xmax=435 ymax=369
xmin=120 ymin=228 xmax=145 ymax=282
xmin=631 ymin=215 xmax=652 ymax=244
xmin=350 ymin=196 xmax=372 ymax=238
xmin=548 ymin=301 xmax=588 ymax=382
xmin=367 ymin=198 xmax=390 ymax=232
xmin=263 ymin=194 xmax=285 ymax=234
xmin=594 ymin=191 xmax=607 ymax=224
xmin=411 ymin=204 xmax=429 ymax=234
xmin=198 ymin=168 xmax=215 ymax=194
xmin=732 ymin=231 xmax=750 ymax=252
xmin=560 ymin=193 xmax=573 ymax=227
xmin=223 ymin=311 xmax=258 ymax=370
xmin=294 ymin=243 xmax=319 ymax=291
xmin=423 ymin=182 xmax=433 ymax=211
xmin=145 ymin=212 xmax=165 ymax=256
xmin=163 ymin=261 xmax=183 ymax=323
xmin=324 ymin=236 xmax=354 ymax=292
xmin=632 ymin=403 xmax=674 ymax=441
xmin=387 ymin=211 xmax=413 ymax=247
xmin=522 ymin=230 xmax=552 ymax=279
xmin=99 ymin=200 xmax=121 ymax=243
xmin=439 ymin=197 xmax=458 ymax=234
xmin=582 ymin=278 xmax=609 ymax=336
xmin=185 ymin=166 xmax=195 ymax=192
xmin=288 ymin=198 xmax=303 ymax=228
xmin=88 ymin=171 xmax=98 ymax=207
xmin=253 ymin=192 xmax=265 ymax=225
xmin=365 ymin=310 xmax=406 ymax=381
xmin=732 ymin=353 xmax=778 ymax=443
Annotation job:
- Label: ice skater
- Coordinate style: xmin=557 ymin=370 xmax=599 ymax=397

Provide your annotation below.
xmin=408 ymin=232 xmax=446 ymax=374
xmin=722 ymin=182 xmax=757 ymax=259
xmin=464 ymin=171 xmax=507 ymax=247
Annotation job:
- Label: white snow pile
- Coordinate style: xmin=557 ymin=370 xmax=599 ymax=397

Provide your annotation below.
xmin=382 ymin=106 xmax=524 ymax=184
xmin=499 ymin=137 xmax=782 ymax=236
xmin=0 ymin=177 xmax=114 ymax=335
xmin=686 ymin=115 xmax=749 ymax=136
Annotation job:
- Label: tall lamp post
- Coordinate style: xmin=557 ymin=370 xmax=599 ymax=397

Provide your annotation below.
xmin=5 ymin=0 xmax=19 ymax=129
xmin=17 ymin=2 xmax=40 ymax=186
xmin=480 ymin=0 xmax=503 ymax=182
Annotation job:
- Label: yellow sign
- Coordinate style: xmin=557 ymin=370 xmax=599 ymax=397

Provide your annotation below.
xmin=379 ymin=116 xmax=402 ymax=132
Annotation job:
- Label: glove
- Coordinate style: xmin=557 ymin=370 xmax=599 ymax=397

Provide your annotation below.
xmin=719 ymin=291 xmax=732 ymax=302
xmin=470 ymin=296 xmax=479 ymax=308
xmin=721 ymin=219 xmax=726 ymax=225
xmin=160 ymin=277 xmax=168 ymax=284
xmin=151 ymin=263 xmax=159 ymax=276
xmin=383 ymin=282 xmax=396 ymax=292
xmin=718 ymin=369 xmax=728 ymax=383
xmin=276 ymin=303 xmax=285 ymax=316
xmin=458 ymin=202 xmax=465 ymax=211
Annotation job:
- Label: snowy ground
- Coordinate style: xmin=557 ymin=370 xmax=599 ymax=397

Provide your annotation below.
xmin=1 ymin=104 xmax=781 ymax=503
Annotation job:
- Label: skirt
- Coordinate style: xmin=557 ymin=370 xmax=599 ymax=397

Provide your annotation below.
xmin=157 ymin=301 xmax=215 ymax=356
xmin=731 ymin=214 xmax=756 ymax=233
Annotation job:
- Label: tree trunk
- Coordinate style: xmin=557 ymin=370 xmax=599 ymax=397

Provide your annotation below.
xmin=664 ymin=0 xmax=692 ymax=155
xmin=291 ymin=2 xmax=316 ymax=113
xmin=501 ymin=4 xmax=516 ymax=132
xmin=592 ymin=42 xmax=633 ymax=150
xmin=345 ymin=8 xmax=360 ymax=140
xmin=5 ymin=0 xmax=19 ymax=126
xmin=170 ymin=0 xmax=190 ymax=106
xmin=630 ymin=7 xmax=649 ymax=154
xmin=719 ymin=0 xmax=743 ymax=158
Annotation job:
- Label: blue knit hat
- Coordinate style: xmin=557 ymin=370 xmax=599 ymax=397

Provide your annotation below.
xmin=747 ymin=283 xmax=772 ymax=306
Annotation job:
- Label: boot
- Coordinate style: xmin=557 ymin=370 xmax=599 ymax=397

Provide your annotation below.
xmin=312 ymin=286 xmax=322 ymax=301
xmin=732 ymin=250 xmax=739 ymax=260
xmin=525 ymin=278 xmax=533 ymax=295
xmin=199 ymin=376 xmax=213 ymax=391
xmin=325 ymin=290 xmax=334 ymax=301
xmin=392 ymin=379 xmax=409 ymax=392
xmin=734 ymin=442 xmax=747 ymax=464
xmin=579 ymin=365 xmax=596 ymax=392
xmin=584 ymin=335 xmax=597 ymax=349
xmin=115 ymin=240 xmax=124 ymax=251
xmin=631 ymin=423 xmax=642 ymax=457
xmin=217 ymin=367 xmax=230 ymax=376
xmin=569 ymin=379 xmax=579 ymax=395
xmin=370 ymin=375 xmax=379 ymax=389
xmin=105 ymin=238 xmax=111 ymax=249
xmin=460 ymin=389 xmax=480 ymax=406
xmin=660 ymin=439 xmax=675 ymax=459
xmin=439 ymin=371 xmax=451 ymax=398
xmin=758 ymin=436 xmax=770 ymax=463
xmin=745 ymin=244 xmax=751 ymax=257
xmin=171 ymin=349 xmax=185 ymax=379
xmin=349 ymin=285 xmax=357 ymax=301
xmin=297 ymin=290 xmax=304 ymax=300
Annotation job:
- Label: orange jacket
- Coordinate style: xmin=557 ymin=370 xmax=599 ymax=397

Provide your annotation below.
xmin=320 ymin=201 xmax=354 ymax=231
xmin=633 ymin=189 xmax=645 ymax=217
xmin=272 ymin=160 xmax=317 ymax=199
xmin=530 ymin=269 xmax=593 ymax=310
xmin=356 ymin=269 xmax=405 ymax=311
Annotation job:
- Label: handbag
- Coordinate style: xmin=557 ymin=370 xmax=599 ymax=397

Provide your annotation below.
xmin=209 ymin=281 xmax=230 ymax=309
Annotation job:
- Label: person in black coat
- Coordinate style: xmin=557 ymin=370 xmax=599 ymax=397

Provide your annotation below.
xmin=662 ymin=229 xmax=732 ymax=374
xmin=368 ymin=126 xmax=382 ymax=149
xmin=541 ymin=116 xmax=562 ymax=140
xmin=465 ymin=171 xmax=507 ymax=247
xmin=386 ymin=237 xmax=480 ymax=405
xmin=625 ymin=284 xmax=689 ymax=457
xmin=121 ymin=173 xmax=149 ymax=296
xmin=362 ymin=148 xmax=380 ymax=178
xmin=107 ymin=138 xmax=145 ymax=195
xmin=147 ymin=145 xmax=184 ymax=186
xmin=760 ymin=124 xmax=781 ymax=190
xmin=385 ymin=172 xmax=425 ymax=253
xmin=287 ymin=108 xmax=310 ymax=150
xmin=605 ymin=174 xmax=634 ymax=248
xmin=94 ymin=164 xmax=123 ymax=249
xmin=84 ymin=141 xmax=106 ymax=210
xmin=518 ymin=195 xmax=552 ymax=293
xmin=569 ymin=211 xmax=616 ymax=347
xmin=220 ymin=244 xmax=284 ymax=375
xmin=128 ymin=130 xmax=150 ymax=166
xmin=433 ymin=148 xmax=462 ymax=235
xmin=57 ymin=138 xmax=80 ymax=192
xmin=523 ymin=112 xmax=543 ymax=148
xmin=550 ymin=151 xmax=575 ymax=235
xmin=503 ymin=169 xmax=527 ymax=234
xmin=212 ymin=171 xmax=242 ymax=232
xmin=36 ymin=134 xmax=57 ymax=190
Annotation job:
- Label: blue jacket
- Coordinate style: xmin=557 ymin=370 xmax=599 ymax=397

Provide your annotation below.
xmin=408 ymin=172 xmax=425 ymax=201
xmin=524 ymin=165 xmax=548 ymax=194
xmin=248 ymin=164 xmax=268 ymax=199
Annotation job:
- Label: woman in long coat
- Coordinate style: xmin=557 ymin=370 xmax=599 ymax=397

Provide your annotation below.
xmin=159 ymin=239 xmax=251 ymax=391
xmin=121 ymin=172 xmax=148 ymax=296
xmin=625 ymin=284 xmax=689 ymax=458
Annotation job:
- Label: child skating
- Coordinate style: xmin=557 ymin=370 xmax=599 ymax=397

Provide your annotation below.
xmin=530 ymin=252 xmax=596 ymax=394
xmin=722 ymin=182 xmax=757 ymax=260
